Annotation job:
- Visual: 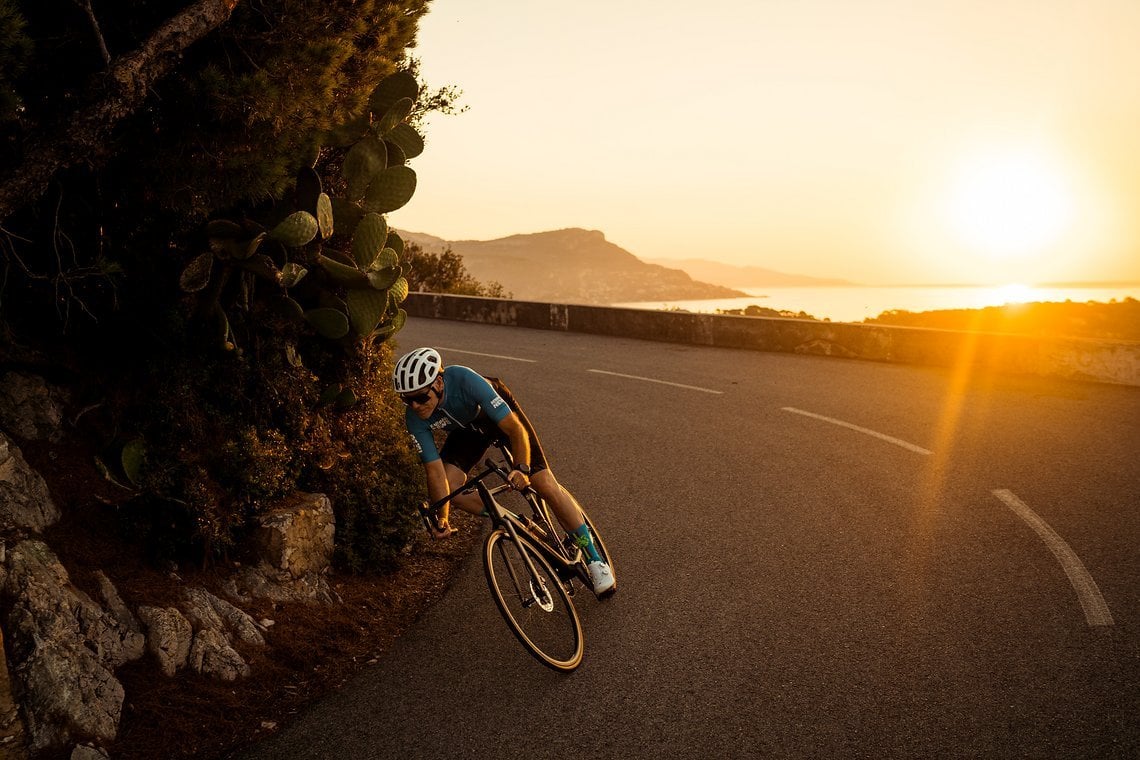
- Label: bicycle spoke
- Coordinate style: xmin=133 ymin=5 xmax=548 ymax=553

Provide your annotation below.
xmin=539 ymin=500 xmax=617 ymax=594
xmin=484 ymin=530 xmax=583 ymax=671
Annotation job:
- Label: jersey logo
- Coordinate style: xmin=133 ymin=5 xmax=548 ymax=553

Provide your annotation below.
xmin=490 ymin=396 xmax=505 ymax=409
xmin=430 ymin=418 xmax=450 ymax=431
xmin=408 ymin=434 xmax=422 ymax=454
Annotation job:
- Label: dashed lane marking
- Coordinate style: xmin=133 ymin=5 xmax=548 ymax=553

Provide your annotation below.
xmin=993 ymin=489 xmax=1114 ymax=627
xmin=781 ymin=407 xmax=932 ymax=455
xmin=436 ymin=347 xmax=537 ymax=363
xmin=587 ymin=369 xmax=723 ymax=394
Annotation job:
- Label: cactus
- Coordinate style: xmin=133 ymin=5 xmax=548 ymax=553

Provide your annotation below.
xmin=344 ymin=136 xmax=387 ymax=201
xmin=390 ymin=276 xmax=409 ymax=304
xmin=384 ymin=231 xmax=404 ymax=258
xmin=375 ymin=247 xmax=398 ymax=270
xmin=367 ymin=70 xmax=418 ymax=118
xmin=207 ymin=219 xmax=243 ymax=239
xmin=347 ymin=287 xmax=388 ymax=337
xmin=387 ymin=123 xmax=424 ymax=160
xmin=367 ymin=266 xmax=401 ymax=290
xmin=179 ymin=252 xmax=213 ymax=292
xmin=317 ymin=193 xmax=334 ymax=239
xmin=317 ymin=254 xmax=370 ymax=286
xmin=295 ymin=167 xmax=323 ymax=214
xmin=281 ymin=263 xmax=307 ymax=288
xmin=121 ymin=438 xmax=147 ymax=487
xmin=352 ymin=213 xmax=388 ymax=268
xmin=270 ymin=212 xmax=319 ymax=247
xmin=363 ymin=166 xmax=416 ymax=214
xmin=305 ymin=307 xmax=351 ymax=339
xmin=177 ymin=70 xmax=425 ymax=363
xmin=378 ymin=97 xmax=414 ymax=135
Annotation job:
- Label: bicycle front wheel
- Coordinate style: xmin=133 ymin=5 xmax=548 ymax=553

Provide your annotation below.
xmin=484 ymin=529 xmax=583 ymax=672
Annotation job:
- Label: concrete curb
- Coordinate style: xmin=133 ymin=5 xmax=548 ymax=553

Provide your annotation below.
xmin=404 ymin=293 xmax=1140 ymax=387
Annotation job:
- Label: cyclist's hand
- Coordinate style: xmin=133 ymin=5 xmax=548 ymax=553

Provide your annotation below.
xmin=418 ymin=502 xmax=456 ymax=539
xmin=508 ymin=469 xmax=530 ymax=491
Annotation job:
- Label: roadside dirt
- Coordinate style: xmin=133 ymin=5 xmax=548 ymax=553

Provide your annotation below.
xmin=17 ymin=438 xmax=483 ymax=760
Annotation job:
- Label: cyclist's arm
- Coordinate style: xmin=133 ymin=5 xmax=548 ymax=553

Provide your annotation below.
xmin=497 ymin=412 xmax=532 ymax=488
xmin=423 ymin=459 xmax=456 ymax=535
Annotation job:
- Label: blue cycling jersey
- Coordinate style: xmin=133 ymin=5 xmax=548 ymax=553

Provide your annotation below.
xmin=405 ymin=365 xmax=511 ymax=463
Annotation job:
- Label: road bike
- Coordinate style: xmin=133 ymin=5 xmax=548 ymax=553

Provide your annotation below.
xmin=418 ymin=443 xmax=615 ymax=672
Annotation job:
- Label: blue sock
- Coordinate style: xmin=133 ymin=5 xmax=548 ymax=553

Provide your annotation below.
xmin=571 ymin=524 xmax=602 ymax=564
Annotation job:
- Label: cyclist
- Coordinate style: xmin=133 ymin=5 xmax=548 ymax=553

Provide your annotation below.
xmin=393 ymin=346 xmax=615 ymax=597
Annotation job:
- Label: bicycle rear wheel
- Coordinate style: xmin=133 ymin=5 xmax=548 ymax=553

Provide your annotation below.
xmin=484 ymin=528 xmax=583 ymax=672
xmin=540 ymin=501 xmax=616 ymax=592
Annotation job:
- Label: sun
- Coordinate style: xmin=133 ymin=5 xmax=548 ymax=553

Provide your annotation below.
xmin=945 ymin=148 xmax=1075 ymax=261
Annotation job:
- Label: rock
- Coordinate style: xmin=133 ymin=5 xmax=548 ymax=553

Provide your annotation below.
xmin=1 ymin=544 xmax=145 ymax=669
xmin=0 ymin=433 xmax=59 ymax=532
xmin=93 ymin=570 xmax=142 ymax=636
xmin=0 ymin=541 xmax=140 ymax=752
xmin=0 ymin=625 xmax=30 ymax=759
xmin=181 ymin=587 xmax=226 ymax=633
xmin=226 ymin=491 xmax=338 ymax=605
xmin=187 ymin=628 xmax=249 ymax=682
xmin=253 ymin=492 xmax=335 ymax=578
xmin=224 ymin=565 xmax=338 ymax=606
xmin=183 ymin=587 xmax=264 ymax=647
xmin=70 ymin=745 xmax=110 ymax=760
xmin=137 ymin=606 xmax=192 ymax=677
xmin=203 ymin=589 xmax=266 ymax=646
xmin=180 ymin=588 xmax=260 ymax=681
xmin=0 ymin=372 xmax=66 ymax=442
xmin=20 ymin=644 xmax=122 ymax=752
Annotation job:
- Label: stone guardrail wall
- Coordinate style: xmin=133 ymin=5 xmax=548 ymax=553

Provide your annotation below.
xmin=404 ymin=293 xmax=1140 ymax=387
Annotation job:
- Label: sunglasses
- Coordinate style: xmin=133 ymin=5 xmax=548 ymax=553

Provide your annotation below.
xmin=400 ymin=390 xmax=434 ymax=406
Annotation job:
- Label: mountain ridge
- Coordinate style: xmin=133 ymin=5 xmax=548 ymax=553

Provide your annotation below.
xmin=396 ymin=228 xmax=749 ymax=304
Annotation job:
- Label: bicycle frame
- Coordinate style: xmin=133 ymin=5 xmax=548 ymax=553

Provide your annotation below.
xmin=421 ymin=454 xmax=586 ymax=589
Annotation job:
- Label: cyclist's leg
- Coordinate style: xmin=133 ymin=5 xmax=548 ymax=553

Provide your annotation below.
xmin=443 ymin=462 xmax=485 ymax=515
xmin=498 ymin=396 xmax=588 ymax=534
xmin=439 ymin=428 xmax=493 ymax=516
xmin=483 ymin=379 xmax=584 ymax=531
xmin=530 ymin=469 xmax=585 ymax=532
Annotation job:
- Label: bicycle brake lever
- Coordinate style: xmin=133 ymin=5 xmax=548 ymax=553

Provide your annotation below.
xmin=417 ymin=502 xmax=442 ymax=533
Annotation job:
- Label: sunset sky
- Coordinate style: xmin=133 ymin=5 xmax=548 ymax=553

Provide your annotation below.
xmin=394 ymin=1 xmax=1140 ymax=286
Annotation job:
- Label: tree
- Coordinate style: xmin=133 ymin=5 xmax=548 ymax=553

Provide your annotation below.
xmin=0 ymin=1 xmax=459 ymax=569
xmin=1 ymin=0 xmax=432 ymax=339
xmin=0 ymin=0 xmax=245 ymax=221
xmin=403 ymin=241 xmax=508 ymax=298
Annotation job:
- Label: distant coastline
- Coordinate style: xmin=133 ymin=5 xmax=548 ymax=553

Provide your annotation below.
xmin=645 ymin=257 xmax=855 ymax=288
xmin=613 ymin=283 xmax=1140 ymax=337
xmin=861 ymin=298 xmax=1140 ymax=342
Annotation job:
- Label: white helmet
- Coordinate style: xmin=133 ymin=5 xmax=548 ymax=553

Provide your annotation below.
xmin=393 ymin=347 xmax=442 ymax=393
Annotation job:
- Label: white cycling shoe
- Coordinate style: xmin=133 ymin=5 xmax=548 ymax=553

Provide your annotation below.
xmin=587 ymin=560 xmax=616 ymax=598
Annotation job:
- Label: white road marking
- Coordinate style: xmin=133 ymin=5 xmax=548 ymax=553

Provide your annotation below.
xmin=587 ymin=369 xmax=723 ymax=394
xmin=781 ymin=407 xmax=932 ymax=455
xmin=992 ymin=489 xmax=1114 ymax=627
xmin=435 ymin=347 xmax=537 ymax=363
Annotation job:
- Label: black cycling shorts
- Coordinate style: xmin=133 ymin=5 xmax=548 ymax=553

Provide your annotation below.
xmin=439 ymin=377 xmax=549 ymax=475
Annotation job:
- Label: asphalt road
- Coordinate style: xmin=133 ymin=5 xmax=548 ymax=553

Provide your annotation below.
xmin=238 ymin=317 xmax=1140 ymax=759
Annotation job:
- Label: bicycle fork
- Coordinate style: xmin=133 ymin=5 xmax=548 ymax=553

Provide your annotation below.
xmin=498 ymin=525 xmax=554 ymax=610
xmin=480 ymin=482 xmax=554 ymax=610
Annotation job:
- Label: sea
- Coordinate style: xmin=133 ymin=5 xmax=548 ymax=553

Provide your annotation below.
xmin=612 ymin=284 xmax=1140 ymax=324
